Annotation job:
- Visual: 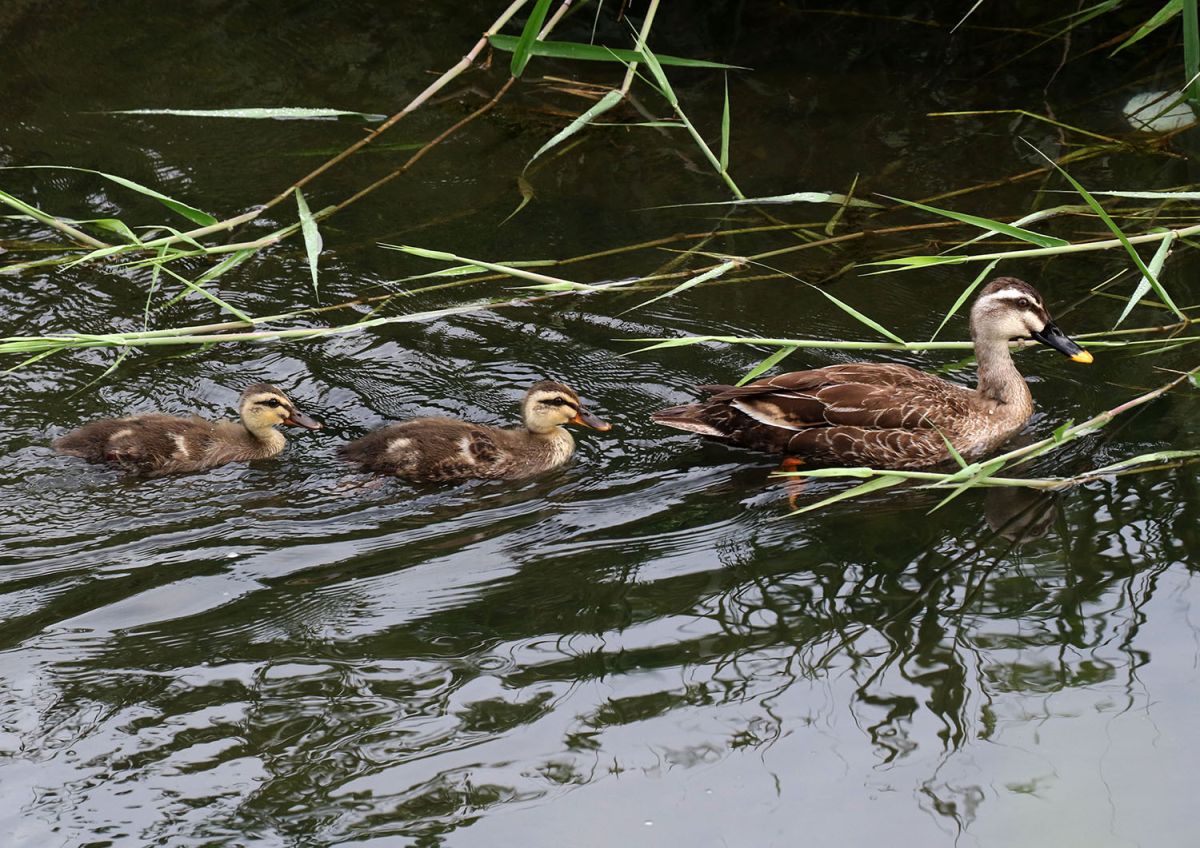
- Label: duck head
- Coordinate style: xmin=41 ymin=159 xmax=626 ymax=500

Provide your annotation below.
xmin=238 ymin=383 xmax=323 ymax=434
xmin=970 ymin=277 xmax=1092 ymax=363
xmin=522 ymin=380 xmax=611 ymax=435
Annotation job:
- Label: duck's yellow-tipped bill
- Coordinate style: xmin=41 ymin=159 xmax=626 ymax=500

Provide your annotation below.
xmin=1070 ymin=350 xmax=1094 ymax=364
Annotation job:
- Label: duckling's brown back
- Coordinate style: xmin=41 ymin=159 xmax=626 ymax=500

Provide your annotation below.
xmin=54 ymin=414 xmax=214 ymax=475
xmin=339 ymin=418 xmax=508 ymax=483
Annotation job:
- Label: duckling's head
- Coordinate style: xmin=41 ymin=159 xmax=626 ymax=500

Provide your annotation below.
xmin=970 ymin=277 xmax=1092 ymax=363
xmin=238 ymin=383 xmax=323 ymax=434
xmin=522 ymin=381 xmax=611 ymax=435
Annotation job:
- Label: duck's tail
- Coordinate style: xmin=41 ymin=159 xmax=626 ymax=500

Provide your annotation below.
xmin=650 ymin=404 xmax=726 ymax=437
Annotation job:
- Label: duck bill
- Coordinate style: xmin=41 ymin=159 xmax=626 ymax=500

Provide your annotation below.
xmin=570 ymin=407 xmax=611 ymax=431
xmin=1030 ymin=320 xmax=1093 ymax=364
xmin=284 ymin=411 xmax=323 ymax=430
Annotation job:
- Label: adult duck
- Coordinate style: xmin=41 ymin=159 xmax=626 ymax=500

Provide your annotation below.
xmin=651 ymin=277 xmax=1092 ymax=469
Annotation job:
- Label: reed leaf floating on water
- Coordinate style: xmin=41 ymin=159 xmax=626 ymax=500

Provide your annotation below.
xmin=105 ymin=107 xmax=388 ymax=121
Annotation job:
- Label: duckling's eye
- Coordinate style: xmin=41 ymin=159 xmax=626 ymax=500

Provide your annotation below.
xmin=266 ymin=399 xmax=282 ymax=408
xmin=543 ymin=398 xmax=567 ymax=407
xmin=1017 ymin=297 xmax=1031 ymax=309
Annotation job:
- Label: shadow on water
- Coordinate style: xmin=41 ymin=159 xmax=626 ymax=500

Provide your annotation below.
xmin=2 ymin=2 xmax=1200 ymax=846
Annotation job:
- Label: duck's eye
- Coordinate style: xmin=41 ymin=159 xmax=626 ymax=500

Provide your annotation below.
xmin=266 ymin=399 xmax=282 ymax=408
xmin=543 ymin=398 xmax=567 ymax=407
xmin=1017 ymin=297 xmax=1031 ymax=309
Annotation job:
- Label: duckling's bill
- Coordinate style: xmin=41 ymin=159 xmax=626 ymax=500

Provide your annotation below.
xmin=284 ymin=411 xmax=323 ymax=430
xmin=571 ymin=408 xmax=611 ymax=431
xmin=1030 ymin=320 xmax=1092 ymax=364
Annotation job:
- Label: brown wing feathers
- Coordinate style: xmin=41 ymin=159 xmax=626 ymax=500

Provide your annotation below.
xmin=653 ymin=364 xmax=968 ymax=467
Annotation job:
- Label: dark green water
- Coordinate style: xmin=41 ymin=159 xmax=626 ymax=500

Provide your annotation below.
xmin=2 ymin=3 xmax=1199 ymax=846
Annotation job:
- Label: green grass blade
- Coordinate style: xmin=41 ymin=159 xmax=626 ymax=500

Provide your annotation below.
xmin=1111 ymin=0 xmax=1181 ymax=55
xmin=1115 ymin=232 xmax=1174 ymax=327
xmin=927 ymin=458 xmax=1006 ymax=513
xmin=159 ymin=264 xmax=254 ymax=323
xmin=0 ymin=188 xmax=108 ymax=247
xmin=385 ymin=244 xmax=584 ymax=288
xmin=626 ymin=259 xmax=739 ymax=311
xmin=811 ymin=286 xmax=907 ymax=344
xmin=882 ymin=194 xmax=1068 ymax=248
xmin=737 ymin=345 xmax=797 ymax=386
xmin=74 ymin=218 xmax=142 ymax=244
xmin=3 ymin=165 xmax=217 ymax=226
xmin=1186 ymin=0 xmax=1200 ymax=102
xmin=929 ymin=260 xmax=998 ymax=341
xmin=719 ymin=74 xmax=731 ymax=172
xmin=1088 ymin=449 xmax=1200 ymax=475
xmin=488 ymin=34 xmax=745 ymax=69
xmin=295 ymin=188 xmax=322 ymax=299
xmin=638 ymin=41 xmax=678 ymax=107
xmin=1025 ymin=143 xmax=1185 ymax=319
xmin=788 ymin=475 xmax=904 ymax=516
xmin=527 ymin=89 xmax=624 ymax=168
xmin=510 ymin=0 xmax=555 ymax=77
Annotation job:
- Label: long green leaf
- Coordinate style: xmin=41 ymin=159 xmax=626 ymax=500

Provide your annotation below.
xmin=719 ymin=74 xmax=731 ymax=172
xmin=73 ymin=218 xmax=142 ymax=244
xmin=527 ymin=89 xmax=624 ymax=168
xmin=929 ymin=260 xmax=998 ymax=341
xmin=1185 ymin=0 xmax=1200 ymax=102
xmin=627 ymin=260 xmax=740 ymax=311
xmin=158 ymin=265 xmax=254 ymax=323
xmin=1115 ymin=231 xmax=1174 ymax=327
xmin=488 ymin=34 xmax=744 ymax=69
xmin=295 ymin=188 xmax=322 ymax=299
xmin=810 ymin=285 xmax=907 ymax=344
xmin=1111 ymin=0 xmax=1182 ymax=55
xmin=1025 ymin=143 xmax=1185 ymax=319
xmin=510 ymin=0 xmax=555 ymax=77
xmin=737 ymin=345 xmax=798 ymax=386
xmin=883 ymin=194 xmax=1068 ymax=248
xmin=2 ymin=165 xmax=217 ymax=226
xmin=788 ymin=475 xmax=905 ymax=516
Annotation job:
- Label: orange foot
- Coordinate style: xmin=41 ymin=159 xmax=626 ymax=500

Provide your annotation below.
xmin=778 ymin=456 xmax=807 ymax=510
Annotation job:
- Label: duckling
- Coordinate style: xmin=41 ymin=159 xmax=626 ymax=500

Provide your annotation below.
xmin=652 ymin=277 xmax=1092 ymax=470
xmin=54 ymin=383 xmax=321 ymax=476
xmin=339 ymin=380 xmax=611 ymax=482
